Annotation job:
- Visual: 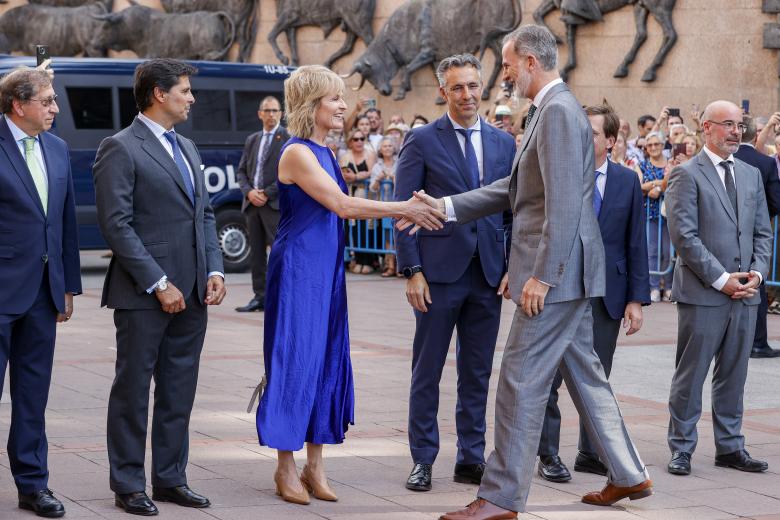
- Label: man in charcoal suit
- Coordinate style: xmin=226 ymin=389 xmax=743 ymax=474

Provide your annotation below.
xmin=93 ymin=59 xmax=226 ymax=515
xmin=665 ymin=101 xmax=773 ymax=476
xmin=235 ymin=95 xmax=290 ymax=312
xmin=536 ymin=103 xmax=650 ymax=483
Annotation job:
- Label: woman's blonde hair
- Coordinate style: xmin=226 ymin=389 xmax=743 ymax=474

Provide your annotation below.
xmin=284 ymin=65 xmax=344 ymax=140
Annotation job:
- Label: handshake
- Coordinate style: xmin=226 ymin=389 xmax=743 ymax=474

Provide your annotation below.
xmin=396 ymin=191 xmax=446 ymax=234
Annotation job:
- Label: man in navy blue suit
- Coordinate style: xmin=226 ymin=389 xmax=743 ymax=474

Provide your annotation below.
xmin=734 ymin=115 xmax=780 ymax=359
xmin=0 ymin=67 xmax=81 ymax=517
xmin=536 ymin=103 xmax=650 ymax=483
xmin=394 ymin=54 xmax=515 ymax=492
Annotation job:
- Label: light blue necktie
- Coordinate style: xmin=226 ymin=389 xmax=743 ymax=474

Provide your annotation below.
xmin=593 ymin=170 xmax=604 ymax=217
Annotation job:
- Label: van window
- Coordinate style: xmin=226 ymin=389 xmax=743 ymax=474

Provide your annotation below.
xmin=118 ymin=88 xmax=137 ymax=129
xmin=235 ymin=91 xmax=280 ymax=131
xmin=191 ymin=89 xmax=230 ymax=131
xmin=67 ymin=87 xmax=112 ymax=129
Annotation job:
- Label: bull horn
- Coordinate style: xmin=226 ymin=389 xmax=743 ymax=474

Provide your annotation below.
xmin=351 ymin=75 xmax=366 ymax=91
xmin=339 ymin=70 xmax=356 ymax=79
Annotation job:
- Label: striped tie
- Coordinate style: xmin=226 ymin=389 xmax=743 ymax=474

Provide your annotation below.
xmin=22 ymin=137 xmax=47 ymax=214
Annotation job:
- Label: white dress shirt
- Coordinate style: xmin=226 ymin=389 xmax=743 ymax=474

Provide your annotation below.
xmin=447 ymin=113 xmax=484 ymax=184
xmin=137 ymin=113 xmax=223 ymax=290
xmin=6 ymin=116 xmax=47 ymax=181
xmin=700 ymin=145 xmax=761 ymax=290
xmin=595 ymin=158 xmax=608 ymax=199
xmin=531 ymin=77 xmax=564 ymax=110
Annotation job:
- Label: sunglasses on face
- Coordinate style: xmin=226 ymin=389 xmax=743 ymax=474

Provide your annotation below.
xmin=351 ymin=136 xmax=366 ymax=142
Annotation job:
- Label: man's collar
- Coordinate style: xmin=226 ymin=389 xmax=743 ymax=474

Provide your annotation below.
xmin=532 ymin=77 xmax=564 ymax=107
xmin=447 ymin=112 xmax=481 ymax=132
xmin=596 ymin=158 xmax=609 ymax=174
xmin=741 ymin=142 xmax=755 ymax=149
xmin=5 ymin=116 xmax=37 ymax=141
xmin=138 ymin=112 xmax=172 ymax=137
xmin=703 ymin=144 xmax=734 ymax=167
xmin=263 ymin=124 xmax=280 ymax=135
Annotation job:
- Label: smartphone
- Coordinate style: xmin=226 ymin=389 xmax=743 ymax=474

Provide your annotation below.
xmin=364 ymin=98 xmax=376 ymax=109
xmin=668 ymin=107 xmax=680 ymax=118
xmin=35 ymin=45 xmax=50 ymax=66
xmin=672 ymin=142 xmax=687 ymax=158
xmin=742 ymin=99 xmax=750 ymax=114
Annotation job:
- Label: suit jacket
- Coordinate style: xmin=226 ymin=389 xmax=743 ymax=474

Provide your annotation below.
xmin=394 ymin=115 xmax=515 ymax=287
xmin=450 ymin=82 xmax=605 ymax=305
xmin=0 ymin=116 xmax=81 ymax=314
xmin=235 ymin=126 xmax=290 ymax=211
xmin=665 ymin=149 xmax=772 ymax=306
xmin=93 ymin=117 xmax=223 ymax=310
xmin=598 ymin=161 xmax=650 ymax=319
xmin=734 ymin=143 xmax=780 ymax=217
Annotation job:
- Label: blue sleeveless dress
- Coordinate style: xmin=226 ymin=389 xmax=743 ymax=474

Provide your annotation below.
xmin=256 ymin=137 xmax=355 ymax=450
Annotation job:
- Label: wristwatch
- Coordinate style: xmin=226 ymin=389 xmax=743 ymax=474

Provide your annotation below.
xmin=155 ymin=279 xmax=169 ymax=292
xmin=402 ymin=265 xmax=423 ymax=279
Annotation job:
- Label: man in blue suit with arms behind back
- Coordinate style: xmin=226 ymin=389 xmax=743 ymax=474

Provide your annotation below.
xmin=0 ymin=66 xmax=81 ymax=518
xmin=536 ymin=103 xmax=650 ymax=483
xmin=394 ymin=54 xmax=515 ymax=492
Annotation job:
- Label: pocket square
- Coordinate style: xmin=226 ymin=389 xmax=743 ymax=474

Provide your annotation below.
xmin=200 ymin=164 xmax=205 ymax=171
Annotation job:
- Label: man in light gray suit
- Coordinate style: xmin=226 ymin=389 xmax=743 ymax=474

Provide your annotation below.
xmin=93 ymin=59 xmax=226 ymax=516
xmin=404 ymin=25 xmax=652 ymax=520
xmin=665 ymin=100 xmax=772 ymax=477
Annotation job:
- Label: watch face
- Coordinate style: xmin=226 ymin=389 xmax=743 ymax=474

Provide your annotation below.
xmin=403 ymin=268 xmax=413 ymax=278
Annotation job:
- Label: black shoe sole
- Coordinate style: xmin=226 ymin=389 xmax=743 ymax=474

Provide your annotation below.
xmin=18 ymin=502 xmax=65 ymax=518
xmin=114 ymin=499 xmax=159 ymax=516
xmin=405 ymin=483 xmax=431 ymax=492
xmin=573 ymin=463 xmax=608 ymax=476
xmin=714 ymin=461 xmax=768 ymax=472
xmin=151 ymin=495 xmax=211 ymax=508
xmin=453 ymin=474 xmax=481 ymax=485
xmin=537 ymin=468 xmax=572 ymax=483
xmin=667 ymin=465 xmax=691 ymax=475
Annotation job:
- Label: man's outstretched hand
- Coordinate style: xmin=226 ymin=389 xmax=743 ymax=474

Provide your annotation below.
xmin=396 ymin=191 xmax=446 ymax=234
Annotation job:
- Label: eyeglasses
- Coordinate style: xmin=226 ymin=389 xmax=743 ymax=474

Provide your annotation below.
xmin=707 ymin=120 xmax=747 ymax=133
xmin=646 ymin=143 xmax=662 ymax=148
xmin=351 ymin=136 xmax=366 ymax=142
xmin=27 ymin=94 xmax=58 ymax=108
xmin=261 ymin=108 xmax=280 ymax=114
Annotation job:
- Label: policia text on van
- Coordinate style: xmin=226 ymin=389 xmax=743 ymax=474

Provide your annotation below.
xmin=0 ymin=56 xmax=291 ymax=272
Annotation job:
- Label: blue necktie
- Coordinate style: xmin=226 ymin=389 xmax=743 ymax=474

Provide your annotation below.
xmin=163 ymin=131 xmax=195 ymax=206
xmin=593 ymin=170 xmax=603 ymax=217
xmin=455 ymin=128 xmax=480 ymax=190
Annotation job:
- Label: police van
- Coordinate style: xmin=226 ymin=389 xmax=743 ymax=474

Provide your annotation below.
xmin=0 ymin=56 xmax=291 ymax=272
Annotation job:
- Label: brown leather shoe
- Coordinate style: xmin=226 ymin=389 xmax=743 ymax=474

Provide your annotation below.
xmin=439 ymin=498 xmax=518 ymax=520
xmin=582 ymin=479 xmax=653 ymax=506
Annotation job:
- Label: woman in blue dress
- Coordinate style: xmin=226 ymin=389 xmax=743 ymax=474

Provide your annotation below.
xmin=256 ymin=65 xmax=445 ymax=505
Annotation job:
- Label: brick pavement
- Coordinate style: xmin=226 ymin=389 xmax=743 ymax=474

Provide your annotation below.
xmin=1 ymin=252 xmax=779 ymax=519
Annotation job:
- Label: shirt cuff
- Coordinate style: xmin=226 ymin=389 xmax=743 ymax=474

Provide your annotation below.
xmin=711 ymin=271 xmax=729 ymax=291
xmin=147 ymin=275 xmax=167 ymax=294
xmin=208 ymin=271 xmax=225 ymax=279
xmin=443 ymin=196 xmax=458 ymax=222
xmin=751 ymin=270 xmax=763 ymax=285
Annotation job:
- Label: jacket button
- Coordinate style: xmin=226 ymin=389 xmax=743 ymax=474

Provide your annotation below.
xmin=734 ymin=257 xmax=740 ymax=262
xmin=42 ymin=254 xmax=48 ymax=263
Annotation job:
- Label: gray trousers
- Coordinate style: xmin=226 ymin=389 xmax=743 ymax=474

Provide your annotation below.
xmin=478 ymin=298 xmax=647 ymax=513
xmin=668 ymin=301 xmax=756 ymax=456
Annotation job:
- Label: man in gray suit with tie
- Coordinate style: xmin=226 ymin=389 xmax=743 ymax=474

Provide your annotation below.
xmin=404 ymin=25 xmax=651 ymax=520
xmin=93 ymin=59 xmax=226 ymax=515
xmin=665 ymin=100 xmax=772 ymax=477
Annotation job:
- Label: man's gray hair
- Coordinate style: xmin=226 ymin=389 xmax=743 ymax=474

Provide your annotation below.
xmin=435 ymin=54 xmax=482 ymax=88
xmin=0 ymin=67 xmax=51 ymax=114
xmin=503 ymin=24 xmax=558 ymax=71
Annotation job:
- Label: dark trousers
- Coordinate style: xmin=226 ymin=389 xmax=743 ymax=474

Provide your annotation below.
xmin=538 ymin=297 xmax=621 ymax=457
xmin=408 ymin=257 xmax=501 ymax=465
xmin=752 ymin=284 xmax=769 ymax=350
xmin=247 ymin=204 xmax=280 ymax=299
xmin=107 ymin=289 xmax=207 ymax=494
xmin=0 ymin=271 xmax=57 ymax=494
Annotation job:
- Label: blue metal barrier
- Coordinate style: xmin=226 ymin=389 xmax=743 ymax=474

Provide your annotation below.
xmin=647 ymin=198 xmax=675 ymax=277
xmin=345 ymin=180 xmax=396 ymax=257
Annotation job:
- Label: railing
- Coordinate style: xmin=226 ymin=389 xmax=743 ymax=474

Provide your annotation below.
xmin=344 ymin=180 xmax=396 ymax=256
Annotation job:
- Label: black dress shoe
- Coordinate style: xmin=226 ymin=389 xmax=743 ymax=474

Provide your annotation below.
xmin=573 ymin=451 xmax=608 ymax=476
xmin=537 ymin=455 xmax=571 ymax=483
xmin=405 ymin=463 xmax=432 ymax=491
xmin=115 ymin=492 xmax=158 ymax=516
xmin=453 ymin=463 xmax=485 ymax=484
xmin=152 ymin=485 xmax=211 ymax=508
xmin=715 ymin=450 xmax=768 ymax=472
xmin=750 ymin=346 xmax=780 ymax=358
xmin=18 ymin=489 xmax=65 ymax=518
xmin=235 ymin=298 xmax=264 ymax=312
xmin=668 ymin=451 xmax=691 ymax=475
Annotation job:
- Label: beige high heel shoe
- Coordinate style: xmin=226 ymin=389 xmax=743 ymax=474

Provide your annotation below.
xmin=274 ymin=472 xmax=310 ymax=505
xmin=300 ymin=464 xmax=338 ymax=502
